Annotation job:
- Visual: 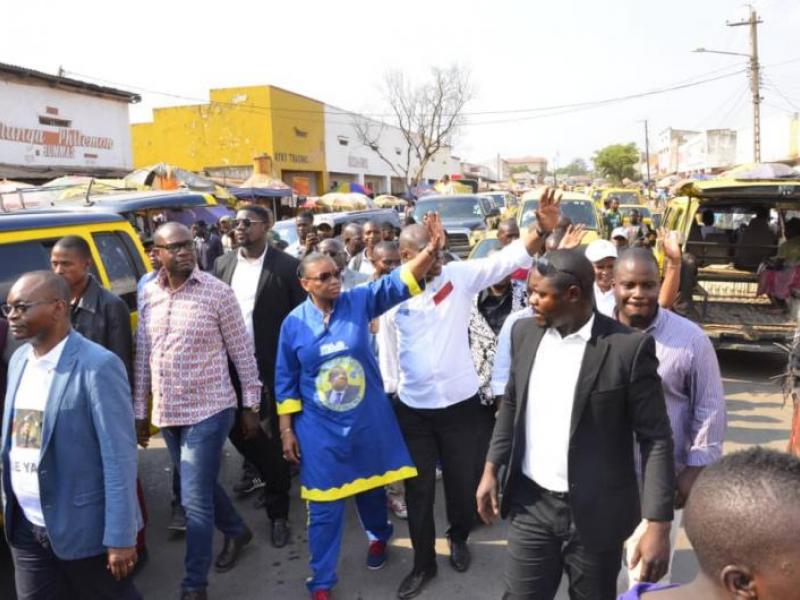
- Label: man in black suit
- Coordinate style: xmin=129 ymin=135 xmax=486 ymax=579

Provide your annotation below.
xmin=213 ymin=204 xmax=306 ymax=548
xmin=476 ymin=249 xmax=675 ymax=600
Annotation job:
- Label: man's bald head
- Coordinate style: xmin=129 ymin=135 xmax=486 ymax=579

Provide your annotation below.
xmin=154 ymin=222 xmax=191 ymax=244
xmin=685 ymin=448 xmax=800 ymax=589
xmin=6 ymin=271 xmax=72 ymax=345
xmin=399 ymin=224 xmax=441 ymax=279
xmin=399 ymin=224 xmax=430 ymax=253
xmin=614 ymin=247 xmax=659 ymax=277
xmin=15 ymin=270 xmax=71 ymax=304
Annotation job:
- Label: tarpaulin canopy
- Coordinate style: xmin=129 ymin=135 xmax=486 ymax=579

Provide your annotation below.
xmin=230 ymin=172 xmax=293 ymax=199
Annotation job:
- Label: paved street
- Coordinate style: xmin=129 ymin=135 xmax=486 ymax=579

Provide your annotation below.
xmin=0 ymin=350 xmax=794 ymax=599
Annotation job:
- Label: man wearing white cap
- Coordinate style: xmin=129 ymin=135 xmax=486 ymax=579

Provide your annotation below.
xmin=586 ymin=231 xmax=683 ymax=317
xmin=585 ymin=240 xmax=618 ymax=317
xmin=611 ymin=227 xmax=630 ymax=249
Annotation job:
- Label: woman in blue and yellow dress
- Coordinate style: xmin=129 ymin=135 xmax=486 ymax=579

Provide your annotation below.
xmin=275 ymin=215 xmax=445 ymax=599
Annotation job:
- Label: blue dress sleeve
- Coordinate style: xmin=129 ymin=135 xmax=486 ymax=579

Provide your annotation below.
xmin=275 ymin=315 xmax=303 ymax=415
xmin=357 ymin=265 xmax=424 ymax=321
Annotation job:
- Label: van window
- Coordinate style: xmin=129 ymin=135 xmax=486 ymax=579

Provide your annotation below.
xmin=92 ymin=233 xmax=140 ymax=310
xmin=0 ymin=241 xmax=52 ymax=303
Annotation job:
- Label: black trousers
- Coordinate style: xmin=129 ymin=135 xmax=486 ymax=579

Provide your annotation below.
xmin=9 ymin=507 xmax=141 ymax=600
xmin=503 ymin=477 xmax=622 ymax=600
xmin=395 ymin=396 xmax=483 ymax=572
xmin=227 ymin=407 xmax=291 ymax=520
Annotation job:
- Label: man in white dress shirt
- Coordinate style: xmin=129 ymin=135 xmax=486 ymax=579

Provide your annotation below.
xmin=388 ymin=189 xmax=563 ymax=600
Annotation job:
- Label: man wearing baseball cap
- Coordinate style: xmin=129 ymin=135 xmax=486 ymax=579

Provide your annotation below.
xmin=585 ymin=240 xmax=618 ymax=317
xmin=611 ymin=227 xmax=630 ymax=249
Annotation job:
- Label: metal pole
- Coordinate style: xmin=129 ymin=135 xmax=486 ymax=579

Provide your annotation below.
xmin=644 ymin=119 xmax=652 ymax=202
xmin=728 ymin=6 xmax=763 ymax=162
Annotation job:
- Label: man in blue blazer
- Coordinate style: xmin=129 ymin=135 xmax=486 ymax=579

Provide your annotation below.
xmin=1 ymin=271 xmax=141 ymax=600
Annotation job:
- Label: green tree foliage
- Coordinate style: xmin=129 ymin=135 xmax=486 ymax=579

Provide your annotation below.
xmin=592 ymin=143 xmax=639 ymax=183
xmin=557 ymin=158 xmax=589 ymax=176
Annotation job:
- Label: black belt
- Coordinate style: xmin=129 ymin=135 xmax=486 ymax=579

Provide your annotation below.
xmin=523 ymin=476 xmax=569 ymax=501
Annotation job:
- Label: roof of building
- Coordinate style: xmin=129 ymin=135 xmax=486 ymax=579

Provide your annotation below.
xmin=0 ymin=62 xmax=140 ymax=103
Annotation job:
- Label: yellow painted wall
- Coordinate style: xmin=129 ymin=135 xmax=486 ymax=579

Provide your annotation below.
xmin=131 ymin=85 xmax=327 ymax=191
xmin=268 ymin=87 xmax=327 ymax=192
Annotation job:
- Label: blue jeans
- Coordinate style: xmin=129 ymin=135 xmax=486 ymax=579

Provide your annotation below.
xmin=161 ymin=408 xmax=246 ymax=592
xmin=307 ymin=487 xmax=393 ymax=591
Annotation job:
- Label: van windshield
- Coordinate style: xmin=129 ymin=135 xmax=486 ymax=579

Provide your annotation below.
xmin=415 ymin=198 xmax=482 ymax=220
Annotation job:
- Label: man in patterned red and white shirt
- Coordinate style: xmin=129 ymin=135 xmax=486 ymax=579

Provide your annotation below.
xmin=134 ymin=222 xmax=262 ymax=600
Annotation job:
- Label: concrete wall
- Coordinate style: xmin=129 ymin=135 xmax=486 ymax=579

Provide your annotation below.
xmin=0 ymin=79 xmax=132 ymax=170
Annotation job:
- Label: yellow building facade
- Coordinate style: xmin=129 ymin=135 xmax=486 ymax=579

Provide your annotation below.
xmin=132 ymin=85 xmax=327 ymax=195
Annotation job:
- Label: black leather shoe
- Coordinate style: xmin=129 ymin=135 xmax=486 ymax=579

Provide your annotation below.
xmin=180 ymin=591 xmax=207 ymax=600
xmin=448 ymin=539 xmax=471 ymax=572
xmin=396 ymin=566 xmax=437 ymax=599
xmin=214 ymin=527 xmax=253 ymax=572
xmin=271 ymin=518 xmax=290 ymax=548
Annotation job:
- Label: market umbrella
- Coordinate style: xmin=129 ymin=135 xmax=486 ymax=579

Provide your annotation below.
xmin=125 ymin=163 xmax=236 ymax=204
xmin=229 ymin=172 xmax=293 ymax=200
xmin=319 ymin=192 xmax=375 ymax=211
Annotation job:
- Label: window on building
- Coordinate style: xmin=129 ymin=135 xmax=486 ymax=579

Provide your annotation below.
xmin=38 ymin=116 xmax=72 ymax=127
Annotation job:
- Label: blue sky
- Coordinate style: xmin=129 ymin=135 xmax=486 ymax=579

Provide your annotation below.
xmin=4 ymin=0 xmax=799 ymax=166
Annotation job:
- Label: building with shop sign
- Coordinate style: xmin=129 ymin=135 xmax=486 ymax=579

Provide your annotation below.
xmin=132 ymin=85 xmax=328 ymax=196
xmin=0 ymin=62 xmax=139 ymax=180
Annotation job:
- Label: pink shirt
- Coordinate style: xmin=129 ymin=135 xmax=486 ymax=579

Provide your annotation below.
xmin=134 ymin=268 xmax=261 ymax=427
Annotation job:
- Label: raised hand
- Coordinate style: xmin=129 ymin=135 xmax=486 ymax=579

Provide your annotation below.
xmin=657 ymin=227 xmax=682 ymax=264
xmin=534 ymin=187 xmax=562 ymax=234
xmin=425 ymin=211 xmax=446 ymax=251
xmin=558 ymin=224 xmax=588 ymax=250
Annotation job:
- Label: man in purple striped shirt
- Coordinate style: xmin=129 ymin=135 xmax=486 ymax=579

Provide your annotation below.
xmin=134 ymin=223 xmax=262 ymax=600
xmin=613 ymin=247 xmax=726 ymax=588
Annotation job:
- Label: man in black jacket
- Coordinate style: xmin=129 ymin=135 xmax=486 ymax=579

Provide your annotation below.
xmin=476 ymin=249 xmax=675 ymax=600
xmin=50 ymin=236 xmax=132 ymax=380
xmin=213 ymin=204 xmax=306 ymax=548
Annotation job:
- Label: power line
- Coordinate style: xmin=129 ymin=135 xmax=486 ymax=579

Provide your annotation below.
xmin=762 ymin=75 xmax=800 ymax=112
xmin=65 ymin=65 xmax=748 ymax=121
xmin=463 ymin=69 xmax=747 ymax=127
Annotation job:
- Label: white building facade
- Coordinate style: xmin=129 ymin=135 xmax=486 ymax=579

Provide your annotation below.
xmin=0 ymin=63 xmax=139 ymax=180
xmin=324 ymin=105 xmax=458 ymax=194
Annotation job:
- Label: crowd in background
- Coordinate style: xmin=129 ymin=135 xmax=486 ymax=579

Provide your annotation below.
xmin=0 ymin=188 xmax=798 ymax=600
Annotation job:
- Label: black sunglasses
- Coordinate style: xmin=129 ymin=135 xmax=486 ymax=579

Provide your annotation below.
xmin=303 ymin=268 xmax=343 ymax=283
xmin=1 ymin=299 xmax=61 ymax=317
xmin=534 ymin=256 xmax=583 ymax=290
xmin=155 ymin=240 xmax=195 ymax=254
xmin=233 ymin=218 xmax=266 ymax=229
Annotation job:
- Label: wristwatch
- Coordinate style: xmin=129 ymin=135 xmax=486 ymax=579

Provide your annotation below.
xmin=248 ymin=405 xmax=261 ymax=415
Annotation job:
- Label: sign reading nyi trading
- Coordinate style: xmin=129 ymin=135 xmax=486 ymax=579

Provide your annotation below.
xmin=0 ymin=80 xmax=133 ymax=170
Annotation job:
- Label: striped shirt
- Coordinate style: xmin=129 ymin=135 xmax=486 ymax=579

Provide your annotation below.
xmin=637 ymin=308 xmax=726 ymax=474
xmin=134 ymin=268 xmax=261 ymax=427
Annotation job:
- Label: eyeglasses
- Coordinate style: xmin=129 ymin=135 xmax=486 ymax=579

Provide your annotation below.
xmin=233 ymin=218 xmax=266 ymax=229
xmin=1 ymin=299 xmax=60 ymax=317
xmin=303 ymin=269 xmax=343 ymax=283
xmin=155 ymin=240 xmax=195 ymax=254
xmin=379 ymin=259 xmax=402 ymax=268
xmin=534 ymin=256 xmax=583 ymax=290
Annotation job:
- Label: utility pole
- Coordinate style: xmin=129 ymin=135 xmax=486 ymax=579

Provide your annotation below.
xmin=728 ymin=6 xmax=763 ymax=162
xmin=641 ymin=119 xmax=652 ymax=202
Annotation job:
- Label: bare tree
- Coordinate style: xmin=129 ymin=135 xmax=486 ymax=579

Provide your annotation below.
xmin=353 ymin=65 xmax=473 ymax=194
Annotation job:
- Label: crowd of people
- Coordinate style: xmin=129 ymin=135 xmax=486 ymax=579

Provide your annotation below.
xmin=0 ymin=187 xmax=797 ymax=600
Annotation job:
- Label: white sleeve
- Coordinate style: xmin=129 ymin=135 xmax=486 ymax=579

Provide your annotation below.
xmin=490 ymin=308 xmax=529 ymax=397
xmin=448 ymin=238 xmax=532 ymax=295
xmin=377 ymin=308 xmax=399 ymax=394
